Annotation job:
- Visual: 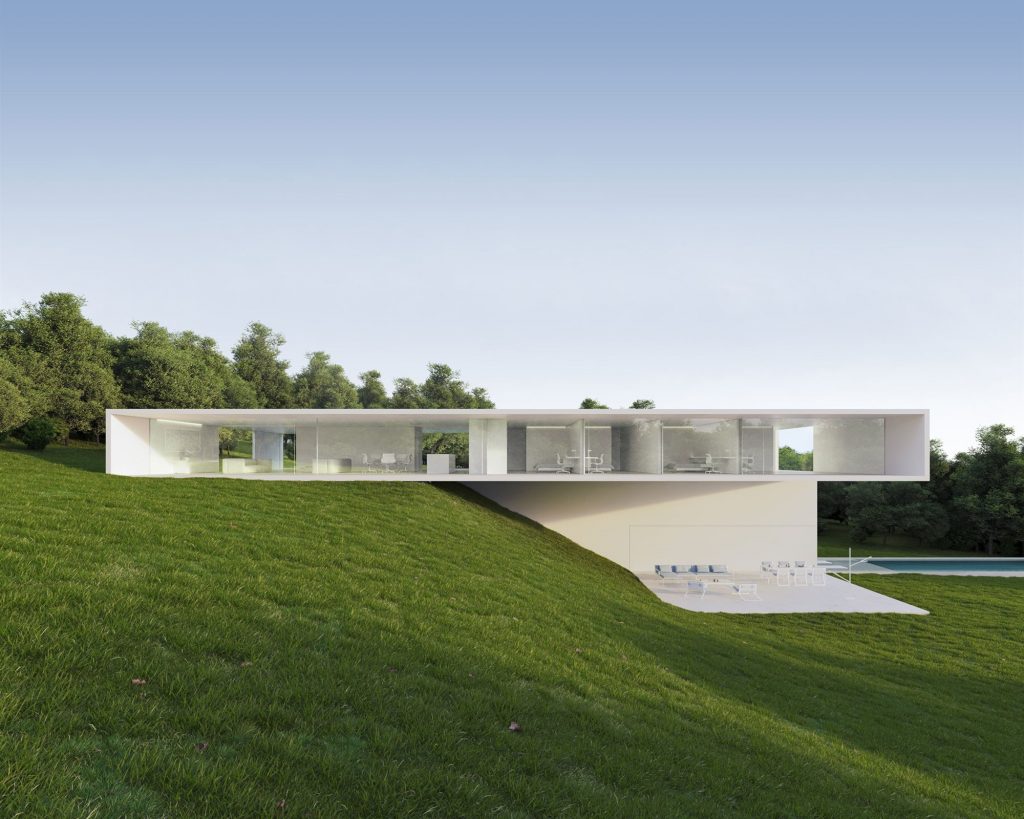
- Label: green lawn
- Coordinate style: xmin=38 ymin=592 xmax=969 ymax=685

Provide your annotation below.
xmin=1 ymin=444 xmax=1021 ymax=817
xmin=818 ymin=521 xmax=978 ymax=558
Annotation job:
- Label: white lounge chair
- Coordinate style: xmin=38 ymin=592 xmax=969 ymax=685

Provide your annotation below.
xmin=685 ymin=580 xmax=708 ymax=599
xmin=760 ymin=561 xmax=774 ymax=580
xmin=811 ymin=566 xmax=827 ymax=587
xmin=776 ymin=561 xmax=791 ymax=586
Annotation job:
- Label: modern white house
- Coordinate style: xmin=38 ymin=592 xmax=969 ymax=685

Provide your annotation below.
xmin=106 ymin=408 xmax=928 ymax=575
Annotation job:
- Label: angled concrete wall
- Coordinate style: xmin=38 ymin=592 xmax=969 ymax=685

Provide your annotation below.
xmin=466 ymin=480 xmax=817 ymax=573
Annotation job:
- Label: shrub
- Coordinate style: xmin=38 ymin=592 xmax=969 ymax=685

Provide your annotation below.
xmin=16 ymin=417 xmax=58 ymax=450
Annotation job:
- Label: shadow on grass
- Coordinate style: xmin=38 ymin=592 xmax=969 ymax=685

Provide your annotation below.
xmin=0 ymin=442 xmax=106 ymax=473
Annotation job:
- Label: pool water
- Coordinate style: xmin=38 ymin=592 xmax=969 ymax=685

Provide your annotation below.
xmin=868 ymin=559 xmax=1024 ymax=573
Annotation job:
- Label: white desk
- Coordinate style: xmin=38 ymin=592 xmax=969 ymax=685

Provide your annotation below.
xmin=427 ymin=454 xmax=455 ymax=475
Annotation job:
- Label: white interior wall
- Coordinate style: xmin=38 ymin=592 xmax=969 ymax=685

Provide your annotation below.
xmin=253 ymin=430 xmax=284 ymax=469
xmin=470 ymin=419 xmax=508 ymax=475
xmin=584 ymin=426 xmax=612 ymax=468
xmin=485 ymin=420 xmax=508 ymax=474
xmin=507 ymin=427 xmax=527 ymax=472
xmin=813 ymin=418 xmax=885 ymax=474
xmin=525 ymin=427 xmax=573 ymax=472
xmin=621 ymin=420 xmax=661 ymax=473
xmin=316 ymin=425 xmax=418 ymax=466
xmin=468 ymin=480 xmax=817 ymax=573
xmin=148 ymin=420 xmax=219 ymax=474
xmin=740 ymin=424 xmax=773 ymax=473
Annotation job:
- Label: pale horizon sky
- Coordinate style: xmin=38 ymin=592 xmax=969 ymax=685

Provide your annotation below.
xmin=1 ymin=1 xmax=1022 ymax=455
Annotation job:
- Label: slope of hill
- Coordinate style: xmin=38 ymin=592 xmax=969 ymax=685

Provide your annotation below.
xmin=0 ymin=444 xmax=1021 ymax=817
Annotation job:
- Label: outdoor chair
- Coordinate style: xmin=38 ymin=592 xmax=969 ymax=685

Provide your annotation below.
xmin=793 ymin=566 xmax=809 ymax=586
xmin=685 ymin=580 xmax=708 ymax=599
xmin=811 ymin=566 xmax=828 ymax=587
xmin=776 ymin=564 xmax=791 ymax=586
xmin=760 ymin=561 xmax=774 ymax=580
xmin=734 ymin=583 xmax=761 ymax=602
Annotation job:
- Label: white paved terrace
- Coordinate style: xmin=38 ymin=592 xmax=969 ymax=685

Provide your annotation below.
xmin=638 ymin=573 xmax=928 ymax=615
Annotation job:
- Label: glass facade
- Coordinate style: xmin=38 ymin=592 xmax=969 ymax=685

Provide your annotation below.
xmin=142 ymin=413 xmax=893 ymax=477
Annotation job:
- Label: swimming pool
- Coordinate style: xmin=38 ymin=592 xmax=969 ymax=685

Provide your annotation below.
xmin=867 ymin=558 xmax=1024 ymax=575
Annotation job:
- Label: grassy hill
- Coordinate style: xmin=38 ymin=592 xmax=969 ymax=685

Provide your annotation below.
xmin=1 ymin=444 xmax=1021 ymax=817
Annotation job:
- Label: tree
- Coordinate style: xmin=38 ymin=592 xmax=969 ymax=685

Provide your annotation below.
xmin=778 ymin=445 xmax=810 ymax=471
xmin=389 ymin=377 xmax=423 ymax=409
xmin=0 ymin=349 xmax=36 ymax=435
xmin=14 ymin=417 xmax=57 ymax=450
xmin=357 ymin=370 xmax=388 ymax=408
xmin=948 ymin=425 xmax=1024 ymax=555
xmin=232 ymin=322 xmax=292 ymax=408
xmin=846 ymin=482 xmax=949 ymax=545
xmin=580 ymin=398 xmax=608 ymax=409
xmin=293 ymin=351 xmax=359 ymax=409
xmin=0 ymin=292 xmax=120 ymax=442
xmin=113 ymin=322 xmax=254 ymax=409
xmin=470 ymin=386 xmax=495 ymax=409
xmin=630 ymin=399 xmax=656 ymax=409
xmin=817 ymin=481 xmax=850 ymax=523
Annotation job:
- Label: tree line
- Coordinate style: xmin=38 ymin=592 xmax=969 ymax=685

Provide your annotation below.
xmin=0 ymin=292 xmax=494 ymax=446
xmin=818 ymin=429 xmax=1024 ymax=556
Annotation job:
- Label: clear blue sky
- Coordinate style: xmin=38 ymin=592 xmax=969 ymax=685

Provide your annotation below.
xmin=1 ymin=1 xmax=1021 ymax=454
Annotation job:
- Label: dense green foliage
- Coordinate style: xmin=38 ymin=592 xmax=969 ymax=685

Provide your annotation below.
xmin=0 ymin=293 xmax=493 ymax=438
xmin=822 ymin=431 xmax=1024 ymax=555
xmin=112 ymin=322 xmax=257 ymax=410
xmin=1 ymin=444 xmax=1022 ymax=817
xmin=778 ymin=444 xmax=813 ymax=471
xmin=12 ymin=416 xmax=57 ymax=450
xmin=292 ymin=352 xmax=360 ymax=409
xmin=0 ymin=293 xmax=120 ymax=442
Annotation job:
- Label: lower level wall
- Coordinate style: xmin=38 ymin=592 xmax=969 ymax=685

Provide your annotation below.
xmin=464 ymin=480 xmax=817 ymax=573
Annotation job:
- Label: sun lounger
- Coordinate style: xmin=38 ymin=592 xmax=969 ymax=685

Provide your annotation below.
xmin=685 ymin=580 xmax=708 ymax=599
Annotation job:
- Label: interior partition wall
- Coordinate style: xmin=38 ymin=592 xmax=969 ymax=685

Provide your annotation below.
xmin=739 ymin=419 xmax=774 ymax=475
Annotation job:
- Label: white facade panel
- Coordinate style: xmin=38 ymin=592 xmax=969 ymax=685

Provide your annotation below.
xmin=105 ymin=411 xmax=151 ymax=476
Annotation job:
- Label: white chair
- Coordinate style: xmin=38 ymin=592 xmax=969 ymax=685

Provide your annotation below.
xmin=396 ymin=453 xmax=413 ymax=472
xmin=361 ymin=453 xmax=375 ymax=473
xmin=704 ymin=454 xmax=718 ymax=473
xmin=776 ymin=562 xmax=791 ymax=586
xmin=793 ymin=566 xmax=809 ymax=587
xmin=685 ymin=580 xmax=708 ymax=599
xmin=381 ymin=453 xmax=397 ymax=472
xmin=812 ymin=566 xmax=827 ymax=587
xmin=735 ymin=583 xmax=761 ymax=602
xmin=760 ymin=561 xmax=774 ymax=580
